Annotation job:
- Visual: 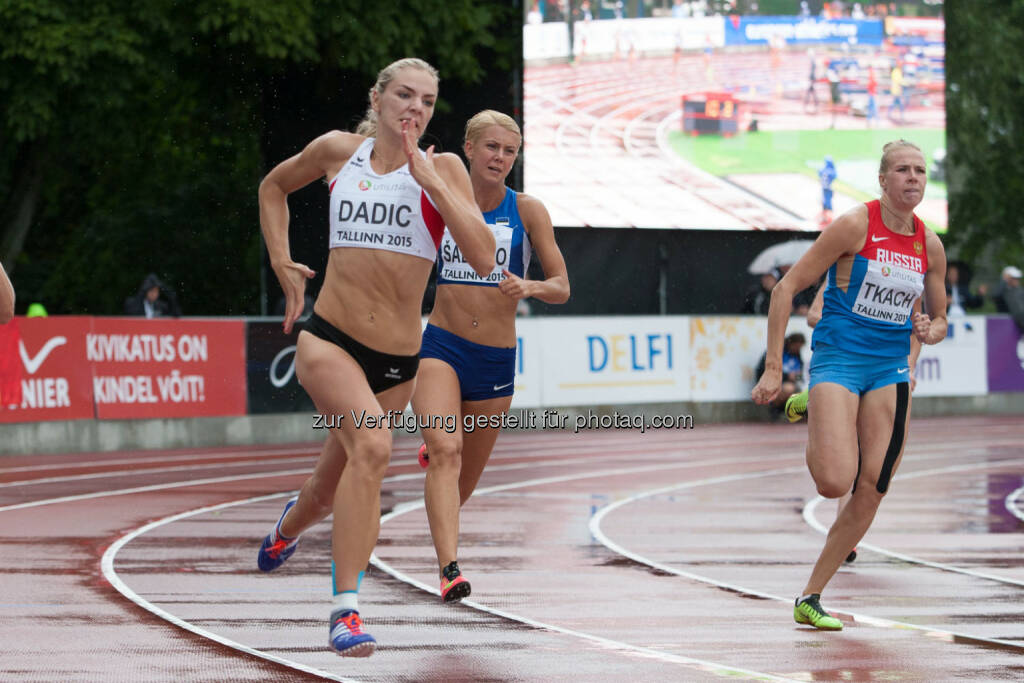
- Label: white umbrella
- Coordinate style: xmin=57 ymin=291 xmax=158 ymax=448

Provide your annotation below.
xmin=747 ymin=239 xmax=816 ymax=275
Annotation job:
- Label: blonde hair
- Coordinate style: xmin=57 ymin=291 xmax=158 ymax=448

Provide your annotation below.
xmin=878 ymin=139 xmax=923 ymax=174
xmin=355 ymin=58 xmax=440 ymax=137
xmin=464 ymin=109 xmax=521 ymax=145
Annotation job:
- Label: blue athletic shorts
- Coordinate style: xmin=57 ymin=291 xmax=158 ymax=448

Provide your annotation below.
xmin=420 ymin=324 xmax=516 ymax=401
xmin=809 ymin=342 xmax=909 ymax=396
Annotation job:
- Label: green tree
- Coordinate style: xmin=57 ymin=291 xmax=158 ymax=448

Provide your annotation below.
xmin=1 ymin=0 xmax=517 ymax=315
xmin=945 ymin=0 xmax=1024 ymax=269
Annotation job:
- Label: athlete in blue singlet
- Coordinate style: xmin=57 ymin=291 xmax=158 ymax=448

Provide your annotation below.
xmin=254 ymin=58 xmax=494 ymax=657
xmin=413 ymin=110 xmax=569 ymax=602
xmin=753 ymin=140 xmax=947 ymax=631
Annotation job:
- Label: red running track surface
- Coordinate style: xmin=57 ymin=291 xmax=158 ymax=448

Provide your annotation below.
xmin=2 ymin=416 xmax=1022 ymax=681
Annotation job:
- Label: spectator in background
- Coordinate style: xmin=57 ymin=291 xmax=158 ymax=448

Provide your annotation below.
xmin=0 ymin=260 xmax=14 ymax=324
xmin=577 ymin=0 xmax=594 ymax=21
xmin=527 ymin=1 xmax=543 ymax=24
xmin=945 ymin=261 xmax=984 ymax=317
xmin=1004 ymin=273 xmax=1024 ymax=332
xmin=755 ymin=332 xmax=806 ymax=419
xmin=743 ymin=268 xmax=780 ymax=315
xmin=991 ymin=265 xmax=1021 ymax=313
xmin=124 ymin=273 xmax=181 ymax=318
xmin=544 ymin=0 xmax=566 ymax=22
xmin=672 ymin=0 xmax=688 ymax=18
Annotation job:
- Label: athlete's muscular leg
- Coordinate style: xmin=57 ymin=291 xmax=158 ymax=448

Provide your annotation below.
xmin=412 ymin=359 xmax=464 ymax=574
xmin=805 ymin=382 xmax=861 ymax=498
xmin=803 ymin=382 xmax=910 ymax=594
xmin=279 ymin=436 xmax=348 ymax=538
xmin=296 ymin=332 xmax=415 ymax=593
xmin=458 ymin=395 xmax=514 ymax=505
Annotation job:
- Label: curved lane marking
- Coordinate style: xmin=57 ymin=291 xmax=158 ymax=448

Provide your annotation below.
xmin=802 ymin=458 xmax=1024 ymax=588
xmin=590 ymin=460 xmax=1024 ymax=651
xmin=105 ymin=454 xmax=801 ymax=683
xmin=100 ymin=492 xmax=355 ymax=683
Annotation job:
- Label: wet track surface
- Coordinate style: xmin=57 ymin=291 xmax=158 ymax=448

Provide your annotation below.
xmin=2 ymin=416 xmax=1022 ymax=681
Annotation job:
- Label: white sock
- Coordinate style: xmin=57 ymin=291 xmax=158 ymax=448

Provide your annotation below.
xmin=332 ymin=591 xmax=359 ymax=614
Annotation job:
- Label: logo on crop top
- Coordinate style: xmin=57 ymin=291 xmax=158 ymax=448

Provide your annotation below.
xmin=881 ymin=265 xmax=891 ymax=277
xmin=358 ymin=180 xmax=372 ymax=191
xmin=913 ymin=241 xmax=923 ymax=255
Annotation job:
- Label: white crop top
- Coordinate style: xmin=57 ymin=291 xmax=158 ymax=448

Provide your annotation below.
xmin=327 ymin=137 xmax=444 ymax=261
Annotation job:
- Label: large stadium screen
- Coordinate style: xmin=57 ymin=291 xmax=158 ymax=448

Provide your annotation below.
xmin=523 ymin=7 xmax=945 ymax=232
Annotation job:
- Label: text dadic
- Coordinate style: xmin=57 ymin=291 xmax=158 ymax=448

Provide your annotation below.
xmin=86 ymin=334 xmax=209 ymax=363
xmin=338 ymin=200 xmax=412 ymax=227
xmin=93 ymin=371 xmax=206 ymax=404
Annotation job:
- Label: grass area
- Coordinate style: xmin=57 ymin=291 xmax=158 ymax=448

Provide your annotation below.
xmin=668 ymin=128 xmax=946 ymax=176
xmin=667 ymin=127 xmax=947 ymax=231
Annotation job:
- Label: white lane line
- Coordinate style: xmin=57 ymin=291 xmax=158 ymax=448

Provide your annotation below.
xmin=100 ymin=492 xmax=355 ymax=683
xmin=0 ymin=456 xmax=318 ymax=489
xmin=590 ymin=464 xmax=1024 ymax=651
xmin=803 ymin=458 xmax=1024 ymax=588
xmin=0 ymin=446 xmax=321 ymax=474
xmin=0 ymin=468 xmax=317 ymax=513
xmin=1005 ymin=483 xmax=1024 ymax=523
xmin=0 ymin=437 xmax=793 ymax=513
xmin=102 ymin=454 xmax=799 ymax=683
xmin=372 ymin=459 xmax=803 ymax=682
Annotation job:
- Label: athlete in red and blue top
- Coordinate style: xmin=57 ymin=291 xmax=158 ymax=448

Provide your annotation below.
xmin=413 ymin=110 xmax=569 ymax=604
xmin=753 ymin=140 xmax=947 ymax=631
xmin=812 ymin=197 xmax=928 ymax=375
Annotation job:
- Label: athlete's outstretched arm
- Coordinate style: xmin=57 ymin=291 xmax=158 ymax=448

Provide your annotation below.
xmin=753 ymin=206 xmax=867 ymax=405
xmin=258 ymin=131 xmax=359 ymax=333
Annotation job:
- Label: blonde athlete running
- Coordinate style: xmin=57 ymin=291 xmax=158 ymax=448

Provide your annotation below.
xmin=255 ymin=58 xmax=494 ymax=656
xmin=415 ymin=110 xmax=569 ymax=601
xmin=753 ymin=140 xmax=947 ymax=630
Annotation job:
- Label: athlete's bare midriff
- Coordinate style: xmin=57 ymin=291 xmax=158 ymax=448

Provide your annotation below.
xmin=314 ymin=247 xmax=433 ymax=355
xmin=428 ymin=284 xmax=518 ymax=348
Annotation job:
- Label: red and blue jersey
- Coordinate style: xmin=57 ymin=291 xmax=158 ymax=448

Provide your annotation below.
xmin=813 ymin=200 xmax=927 ymax=358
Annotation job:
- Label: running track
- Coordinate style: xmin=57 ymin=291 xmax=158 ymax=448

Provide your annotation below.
xmin=2 ymin=416 xmax=1022 ymax=681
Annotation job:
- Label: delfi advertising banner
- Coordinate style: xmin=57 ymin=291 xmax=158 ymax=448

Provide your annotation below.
xmin=540 ymin=316 xmax=689 ymax=407
xmin=510 ymin=317 xmax=543 ymax=409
